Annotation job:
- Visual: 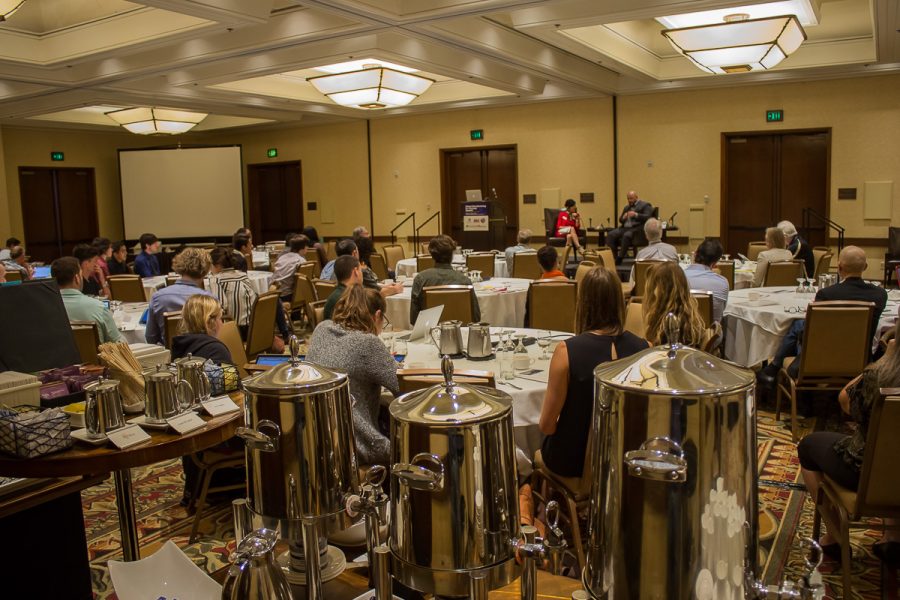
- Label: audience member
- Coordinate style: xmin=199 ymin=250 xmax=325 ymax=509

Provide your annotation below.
xmin=3 ymin=246 xmax=33 ymax=280
xmin=779 ymin=220 xmax=815 ymax=278
xmin=643 ymin=261 xmax=711 ymax=348
xmin=0 ymin=237 xmax=19 ymax=261
xmin=134 ymin=233 xmax=162 ymax=278
xmin=684 ymin=239 xmax=730 ymax=322
xmin=537 ymin=245 xmax=565 ymax=280
xmin=352 ymin=225 xmax=370 ymax=239
xmin=798 ymin=319 xmax=900 ymax=564
xmin=628 ymin=218 xmax=677 ymax=280
xmin=555 ymin=199 xmax=583 ymax=253
xmin=51 ymin=256 xmax=122 ymax=343
xmin=231 ymin=233 xmax=251 ymax=272
xmin=209 ymin=247 xmax=257 ymax=334
xmin=410 ymin=235 xmax=480 ymax=324
xmin=355 ymin=235 xmax=402 ymax=298
xmin=320 ymin=238 xmax=355 ymax=281
xmin=145 ymin=248 xmax=213 ymax=344
xmin=751 ymin=226 xmax=793 ymax=287
xmin=92 ymin=237 xmax=113 ymax=277
xmin=0 ymin=262 xmax=5 ymax=284
xmin=302 ymin=226 xmax=328 ymax=266
xmin=108 ymin=240 xmax=130 ymax=275
xmin=307 ymin=285 xmax=399 ymax=465
xmin=505 ymin=229 xmax=533 ymax=273
xmin=758 ymin=246 xmax=887 ymax=385
xmin=324 ymin=255 xmax=363 ymax=320
xmin=73 ymin=243 xmax=107 ymax=297
xmin=272 ymin=234 xmax=309 ymax=301
xmin=606 ymin=190 xmax=654 ymax=264
xmin=539 ymin=266 xmax=649 ymax=477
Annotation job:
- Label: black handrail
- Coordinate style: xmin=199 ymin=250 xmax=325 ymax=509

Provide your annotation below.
xmin=416 ymin=211 xmax=441 ymax=239
xmin=390 ymin=212 xmax=417 ymax=250
xmin=802 ymin=208 xmax=844 ymax=252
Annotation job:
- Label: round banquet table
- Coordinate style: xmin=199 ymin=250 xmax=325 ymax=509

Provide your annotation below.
xmin=0 ymin=391 xmax=245 ymax=562
xmin=385 ymin=277 xmax=530 ymax=331
xmin=722 ymin=286 xmax=898 ymax=367
xmin=403 ymin=327 xmax=572 ymax=476
xmin=395 ymin=255 xmax=509 ymax=279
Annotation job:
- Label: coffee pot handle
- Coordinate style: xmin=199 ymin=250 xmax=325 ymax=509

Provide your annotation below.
xmin=85 ymin=395 xmax=99 ymax=435
xmin=176 ymin=379 xmax=194 ymax=411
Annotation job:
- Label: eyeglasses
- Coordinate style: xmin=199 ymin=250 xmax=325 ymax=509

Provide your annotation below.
xmin=783 ymin=306 xmax=805 ymax=314
xmin=381 ymin=312 xmax=392 ymax=329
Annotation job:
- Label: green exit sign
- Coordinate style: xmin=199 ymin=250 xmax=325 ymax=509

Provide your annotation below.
xmin=470 ymin=129 xmax=483 ymax=141
xmin=766 ymin=109 xmax=784 ymax=123
xmin=266 ymin=148 xmax=278 ymax=158
xmin=50 ymin=151 xmax=64 ymax=161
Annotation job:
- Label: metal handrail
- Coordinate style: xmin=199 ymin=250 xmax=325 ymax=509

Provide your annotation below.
xmin=390 ymin=212 xmax=417 ymax=249
xmin=416 ymin=211 xmax=441 ymax=238
xmin=802 ymin=208 xmax=844 ymax=252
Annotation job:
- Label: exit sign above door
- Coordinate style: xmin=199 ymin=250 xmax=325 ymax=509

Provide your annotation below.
xmin=766 ymin=109 xmax=784 ymax=122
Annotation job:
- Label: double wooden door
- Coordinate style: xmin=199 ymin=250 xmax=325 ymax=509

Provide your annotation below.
xmin=441 ymin=146 xmax=518 ymax=249
xmin=722 ymin=130 xmax=829 ymax=257
xmin=247 ymin=161 xmax=303 ymax=244
xmin=19 ymin=167 xmax=99 ymax=263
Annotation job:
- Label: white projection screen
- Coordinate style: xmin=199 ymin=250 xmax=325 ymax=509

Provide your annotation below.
xmin=119 ymin=146 xmax=244 ymax=239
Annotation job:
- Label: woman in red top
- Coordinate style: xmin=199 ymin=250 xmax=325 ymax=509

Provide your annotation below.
xmin=555 ymin=199 xmax=583 ymax=253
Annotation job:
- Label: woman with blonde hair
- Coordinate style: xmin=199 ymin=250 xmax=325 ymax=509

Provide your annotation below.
xmin=642 ymin=261 xmax=710 ymax=348
xmin=307 ymin=285 xmax=399 ymax=465
xmin=538 ymin=266 xmax=649 ymax=477
xmin=752 ymin=226 xmax=794 ymax=287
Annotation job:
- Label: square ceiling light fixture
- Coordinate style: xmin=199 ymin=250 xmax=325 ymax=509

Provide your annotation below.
xmin=0 ymin=1 xmax=25 ymax=22
xmin=661 ymin=13 xmax=806 ymax=74
xmin=307 ymin=60 xmax=434 ymax=109
xmin=105 ymin=107 xmax=208 ymax=134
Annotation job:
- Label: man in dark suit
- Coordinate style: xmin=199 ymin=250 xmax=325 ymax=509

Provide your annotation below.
xmin=605 ymin=190 xmax=654 ymax=264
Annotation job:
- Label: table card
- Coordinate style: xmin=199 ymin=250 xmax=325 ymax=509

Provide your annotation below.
xmin=166 ymin=411 xmax=207 ymax=434
xmin=108 ymin=424 xmax=152 ymax=449
xmin=202 ymin=395 xmax=241 ymax=416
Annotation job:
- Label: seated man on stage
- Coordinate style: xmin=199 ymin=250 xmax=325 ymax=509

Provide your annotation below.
xmin=606 ymin=190 xmax=654 ymax=264
xmin=555 ymin=199 xmax=584 ymax=254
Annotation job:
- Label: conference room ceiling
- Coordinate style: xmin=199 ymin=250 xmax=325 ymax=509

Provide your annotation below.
xmin=0 ymin=0 xmax=896 ymax=133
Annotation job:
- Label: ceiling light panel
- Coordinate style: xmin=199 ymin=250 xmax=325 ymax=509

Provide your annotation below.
xmin=656 ymin=0 xmax=820 ymax=29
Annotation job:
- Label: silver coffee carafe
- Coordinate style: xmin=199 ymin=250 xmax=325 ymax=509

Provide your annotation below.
xmin=430 ymin=320 xmax=464 ymax=355
xmin=143 ymin=364 xmax=193 ymax=423
xmin=221 ymin=529 xmax=292 ymax=600
xmin=84 ymin=377 xmax=126 ymax=438
xmin=466 ymin=322 xmax=492 ymax=358
xmin=174 ymin=353 xmax=211 ymax=406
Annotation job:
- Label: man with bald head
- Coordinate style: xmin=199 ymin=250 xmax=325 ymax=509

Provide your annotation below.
xmin=759 ymin=245 xmax=887 ymax=385
xmin=606 ymin=190 xmax=654 ymax=264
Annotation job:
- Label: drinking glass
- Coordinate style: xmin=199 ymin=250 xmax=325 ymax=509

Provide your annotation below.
xmin=722 ymin=254 xmax=731 ymax=262
xmin=392 ymin=339 xmax=407 ymax=367
xmin=537 ymin=332 xmax=552 ymax=359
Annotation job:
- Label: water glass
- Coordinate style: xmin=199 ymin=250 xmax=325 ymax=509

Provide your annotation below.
xmin=392 ymin=338 xmax=407 ymax=367
xmin=498 ymin=347 xmax=515 ymax=381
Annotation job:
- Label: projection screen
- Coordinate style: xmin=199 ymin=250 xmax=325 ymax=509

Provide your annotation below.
xmin=119 ymin=146 xmax=244 ymax=239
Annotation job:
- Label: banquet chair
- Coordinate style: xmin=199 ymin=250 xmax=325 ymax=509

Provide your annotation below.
xmin=714 ymin=260 xmax=735 ymax=290
xmin=166 ymin=275 xmax=179 ymax=287
xmin=187 ymin=448 xmax=245 ymax=543
xmin=383 ymin=244 xmax=405 ymax=272
xmin=746 ymin=241 xmax=767 ymax=262
xmin=306 ymin=300 xmax=327 ymax=329
xmin=812 ymin=248 xmax=833 ymax=279
xmin=216 ymin=320 xmax=250 ymax=378
xmin=313 ymin=279 xmax=336 ymax=301
xmin=416 ymin=254 xmax=435 ymax=272
xmin=811 ymin=390 xmax=900 ymax=598
xmin=512 ymin=252 xmax=541 ymax=280
xmin=422 ymin=285 xmax=476 ymax=323
xmin=528 ymin=280 xmax=576 ymax=333
xmin=108 ymin=275 xmax=145 ymax=302
xmin=368 ymin=253 xmax=389 ymax=280
xmin=775 ymin=301 xmax=875 ymax=442
xmin=297 ymin=261 xmax=316 ymax=281
xmin=632 ymin=260 xmax=665 ymax=297
xmin=304 ymin=257 xmax=321 ymax=279
xmin=265 ymin=241 xmax=285 ymax=251
xmin=574 ymin=261 xmax=596 ymax=285
xmin=624 ymin=298 xmax=645 ymax=338
xmin=593 ymin=246 xmax=617 ymax=272
xmin=290 ymin=274 xmax=317 ymax=320
xmin=691 ymin=290 xmax=714 ymax=328
xmin=70 ymin=321 xmax=101 ymax=365
xmin=466 ymin=253 xmax=495 ymax=278
xmin=397 ymin=368 xmax=494 ymax=393
xmin=325 ymin=240 xmax=337 ymax=262
xmin=163 ymin=311 xmax=182 ymax=349
xmin=762 ymin=260 xmax=806 ymax=287
xmin=245 ymin=291 xmax=280 ymax=360
xmin=4 ymin=270 xmax=22 ymax=282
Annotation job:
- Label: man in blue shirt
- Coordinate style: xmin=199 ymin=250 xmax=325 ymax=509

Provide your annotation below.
xmin=145 ymin=248 xmax=214 ymax=344
xmin=320 ymin=238 xmax=355 ymax=281
xmin=684 ymin=239 xmax=730 ymax=323
xmin=134 ymin=233 xmax=161 ymax=278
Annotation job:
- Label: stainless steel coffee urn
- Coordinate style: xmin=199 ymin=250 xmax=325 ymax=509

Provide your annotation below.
xmin=237 ymin=338 xmax=359 ymax=600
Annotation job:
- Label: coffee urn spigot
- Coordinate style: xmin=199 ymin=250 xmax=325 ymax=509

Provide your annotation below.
xmin=345 ymin=465 xmax=390 ymax=598
xmin=745 ymin=538 xmax=825 ymax=599
xmin=516 ymin=500 xmax=567 ymax=600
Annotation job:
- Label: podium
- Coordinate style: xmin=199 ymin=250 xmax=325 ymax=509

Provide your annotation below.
xmin=460 ymin=201 xmax=506 ymax=251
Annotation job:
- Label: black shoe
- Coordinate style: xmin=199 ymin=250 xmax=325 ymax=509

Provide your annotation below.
xmin=873 ymin=541 xmax=900 ymax=566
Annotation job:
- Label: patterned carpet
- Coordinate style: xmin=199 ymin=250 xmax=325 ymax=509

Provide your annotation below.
xmin=82 ymin=409 xmax=898 ymax=599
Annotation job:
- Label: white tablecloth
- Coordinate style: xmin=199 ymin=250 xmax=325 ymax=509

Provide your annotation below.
xmin=395 ymin=256 xmax=509 ymax=279
xmin=722 ymin=286 xmax=898 ymax=367
xmin=403 ymin=327 xmax=571 ymax=475
xmin=141 ymin=276 xmax=167 ymax=300
xmin=113 ymin=302 xmax=149 ymax=344
xmin=385 ymin=277 xmax=530 ymax=331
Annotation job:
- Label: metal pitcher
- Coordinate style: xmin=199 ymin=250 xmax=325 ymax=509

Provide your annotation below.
xmin=466 ymin=322 xmax=492 ymax=358
xmin=430 ymin=320 xmax=463 ymax=355
xmin=143 ymin=364 xmax=193 ymax=423
xmin=174 ymin=353 xmax=211 ymax=406
xmin=221 ymin=528 xmax=293 ymax=600
xmin=84 ymin=377 xmax=126 ymax=438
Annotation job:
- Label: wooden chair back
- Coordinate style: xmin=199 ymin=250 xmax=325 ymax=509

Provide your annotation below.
xmin=746 ymin=241 xmax=767 ymax=261
xmin=416 ymin=254 xmax=435 ymax=272
xmin=714 ymin=260 xmax=735 ymax=290
xmin=574 ymin=261 xmax=596 ymax=285
xmin=166 ymin=275 xmax=179 ymax=287
xmin=291 ymin=273 xmax=317 ymax=311
xmin=528 ymin=281 xmax=576 ymax=333
xmin=855 ymin=392 xmax=900 ymax=517
xmin=465 ymin=253 xmax=496 ymax=278
xmin=512 ymin=252 xmax=541 ymax=279
xmin=595 ymin=247 xmax=616 ymax=272
xmin=624 ymin=298 xmax=645 ymax=338
xmin=313 ymin=279 xmax=336 ymax=301
xmin=398 ymin=368 xmax=494 ymax=394
xmin=797 ymin=301 xmax=875 ymax=382
xmin=383 ymin=244 xmax=405 ymax=272
xmin=633 ymin=260 xmax=665 ymax=297
xmin=812 ymin=249 xmax=833 ymax=279
xmin=304 ymin=257 xmax=321 ymax=279
xmin=297 ymin=261 xmax=316 ymax=281
xmin=690 ymin=290 xmax=715 ymax=328
xmin=108 ymin=275 xmax=146 ymax=302
xmin=217 ymin=320 xmax=249 ymax=378
xmin=4 ymin=270 xmax=22 ymax=282
xmin=245 ymin=291 xmax=280 ymax=359
xmin=325 ymin=240 xmax=337 ymax=262
xmin=419 ymin=241 xmax=430 ymax=256
xmin=422 ymin=285 xmax=476 ymax=323
xmin=306 ymin=300 xmax=327 ymax=329
xmin=163 ymin=311 xmax=182 ymax=349
xmin=763 ymin=260 xmax=806 ymax=287
xmin=368 ymin=253 xmax=389 ymax=280
xmin=70 ymin=321 xmax=101 ymax=364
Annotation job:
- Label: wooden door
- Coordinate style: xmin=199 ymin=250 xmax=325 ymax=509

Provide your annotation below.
xmin=722 ymin=130 xmax=829 ymax=256
xmin=19 ymin=167 xmax=98 ymax=263
xmin=443 ymin=151 xmax=483 ymax=245
xmin=247 ymin=161 xmax=303 ymax=244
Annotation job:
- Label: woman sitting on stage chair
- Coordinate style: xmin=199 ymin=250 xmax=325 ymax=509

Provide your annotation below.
xmin=556 ymin=198 xmax=584 ymax=257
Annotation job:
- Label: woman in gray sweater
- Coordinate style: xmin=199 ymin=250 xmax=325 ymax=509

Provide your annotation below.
xmin=307 ymin=285 xmax=399 ymax=465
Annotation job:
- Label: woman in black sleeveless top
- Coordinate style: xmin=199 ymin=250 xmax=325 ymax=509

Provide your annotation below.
xmin=539 ymin=267 xmax=649 ymax=477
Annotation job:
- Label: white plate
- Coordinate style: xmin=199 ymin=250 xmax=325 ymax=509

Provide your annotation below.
xmin=128 ymin=414 xmax=170 ymax=430
xmin=109 ymin=539 xmax=222 ymax=600
xmin=71 ymin=428 xmax=108 ymax=446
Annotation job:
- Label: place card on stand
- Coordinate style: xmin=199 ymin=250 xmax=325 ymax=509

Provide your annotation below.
xmin=167 ymin=411 xmax=207 ymax=434
xmin=108 ymin=424 xmax=152 ymax=450
xmin=202 ymin=396 xmax=241 ymax=416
